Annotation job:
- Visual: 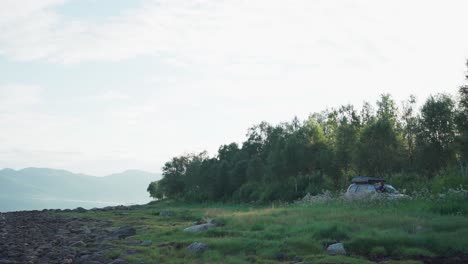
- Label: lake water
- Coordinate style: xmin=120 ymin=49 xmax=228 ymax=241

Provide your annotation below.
xmin=0 ymin=196 xmax=152 ymax=212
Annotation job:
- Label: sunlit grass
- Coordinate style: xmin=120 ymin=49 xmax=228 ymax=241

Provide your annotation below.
xmin=61 ymin=194 xmax=468 ymax=263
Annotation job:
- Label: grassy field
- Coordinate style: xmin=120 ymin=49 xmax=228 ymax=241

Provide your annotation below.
xmin=65 ymin=190 xmax=468 ymax=264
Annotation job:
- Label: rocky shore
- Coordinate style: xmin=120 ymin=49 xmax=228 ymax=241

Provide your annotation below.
xmin=0 ymin=208 xmax=135 ymax=264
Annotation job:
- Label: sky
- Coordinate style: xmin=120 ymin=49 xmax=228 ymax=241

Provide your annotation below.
xmin=1 ymin=0 xmax=468 ymax=176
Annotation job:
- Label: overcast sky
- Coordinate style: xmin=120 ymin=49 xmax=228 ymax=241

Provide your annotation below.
xmin=1 ymin=0 xmax=467 ymax=175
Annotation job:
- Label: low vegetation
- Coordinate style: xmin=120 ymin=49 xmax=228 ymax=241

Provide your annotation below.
xmin=66 ymin=189 xmax=468 ymax=263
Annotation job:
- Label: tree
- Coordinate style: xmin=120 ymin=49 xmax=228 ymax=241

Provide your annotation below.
xmin=377 ymin=94 xmax=398 ymax=125
xmin=157 ymin=155 xmax=191 ymax=198
xmin=334 ymin=105 xmax=360 ymax=177
xmin=355 ymin=118 xmax=404 ymax=176
xmin=360 ymin=101 xmax=375 ymax=125
xmin=147 ymin=181 xmax=164 ymax=200
xmin=455 ymin=61 xmax=468 ymax=174
xmin=416 ymin=94 xmax=456 ymax=174
xmin=401 ymin=95 xmax=418 ymax=167
xmin=354 ymin=95 xmax=404 ymax=176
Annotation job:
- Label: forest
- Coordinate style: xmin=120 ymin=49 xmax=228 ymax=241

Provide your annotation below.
xmin=148 ymin=63 xmax=468 ymax=202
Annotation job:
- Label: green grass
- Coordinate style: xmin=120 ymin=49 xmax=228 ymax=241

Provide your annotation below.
xmin=62 ymin=195 xmax=468 ymax=263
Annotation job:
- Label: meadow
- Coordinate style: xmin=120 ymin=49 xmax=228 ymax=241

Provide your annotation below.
xmin=67 ymin=189 xmax=468 ymax=264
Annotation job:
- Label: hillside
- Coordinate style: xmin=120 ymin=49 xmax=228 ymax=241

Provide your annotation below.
xmin=0 ymin=168 xmax=161 ymax=212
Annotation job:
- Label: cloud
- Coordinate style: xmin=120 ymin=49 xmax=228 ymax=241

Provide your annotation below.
xmin=1 ymin=0 xmax=466 ymax=66
xmin=0 ymin=84 xmax=42 ymax=112
xmin=91 ymin=91 xmax=130 ymax=102
xmin=1 ymin=1 xmax=468 ymax=175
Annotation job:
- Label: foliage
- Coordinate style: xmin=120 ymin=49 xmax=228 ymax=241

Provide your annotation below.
xmin=148 ymin=62 xmax=468 ymax=202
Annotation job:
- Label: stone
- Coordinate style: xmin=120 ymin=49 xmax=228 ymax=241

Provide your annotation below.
xmin=275 ymin=252 xmax=287 ymax=261
xmin=140 ymin=240 xmax=152 ymax=246
xmin=186 ymin=242 xmax=208 ymax=254
xmin=183 ymin=221 xmax=216 ymax=232
xmin=70 ymin=241 xmax=86 ymax=247
xmin=74 ymin=207 xmax=87 ymax=213
xmin=111 ymin=226 xmax=136 ymax=239
xmin=326 ymin=243 xmax=346 ymax=255
xmin=159 ymin=211 xmax=174 ymax=217
xmin=291 ymin=256 xmax=303 ymax=263
xmin=208 ymin=219 xmax=225 ymax=226
xmin=126 ymin=249 xmax=138 ymax=255
xmin=108 ymin=259 xmax=126 ymax=264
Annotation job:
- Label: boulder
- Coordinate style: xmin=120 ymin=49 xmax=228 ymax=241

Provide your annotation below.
xmin=70 ymin=241 xmax=86 ymax=247
xmin=108 ymin=259 xmax=126 ymax=264
xmin=186 ymin=242 xmax=208 ymax=253
xmin=183 ymin=219 xmax=219 ymax=232
xmin=326 ymin=243 xmax=346 ymax=255
xmin=111 ymin=226 xmax=136 ymax=239
xmin=159 ymin=211 xmax=174 ymax=217
xmin=274 ymin=252 xmax=287 ymax=261
xmin=74 ymin=207 xmax=87 ymax=213
xmin=140 ymin=240 xmax=152 ymax=246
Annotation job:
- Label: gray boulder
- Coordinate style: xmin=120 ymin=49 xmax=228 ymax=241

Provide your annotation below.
xmin=108 ymin=259 xmax=126 ymax=264
xmin=326 ymin=243 xmax=346 ymax=255
xmin=184 ymin=222 xmax=215 ymax=232
xmin=70 ymin=241 xmax=86 ymax=247
xmin=140 ymin=240 xmax=152 ymax=246
xmin=111 ymin=226 xmax=136 ymax=239
xmin=159 ymin=211 xmax=174 ymax=217
xmin=183 ymin=219 xmax=218 ymax=232
xmin=186 ymin=242 xmax=208 ymax=253
xmin=74 ymin=207 xmax=87 ymax=213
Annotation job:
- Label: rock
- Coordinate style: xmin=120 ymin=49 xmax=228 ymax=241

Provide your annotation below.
xmin=70 ymin=240 xmax=86 ymax=247
xmin=208 ymin=219 xmax=225 ymax=226
xmin=159 ymin=211 xmax=174 ymax=217
xmin=290 ymin=256 xmax=303 ymax=263
xmin=74 ymin=207 xmax=87 ymax=213
xmin=111 ymin=226 xmax=136 ymax=239
xmin=126 ymin=249 xmax=138 ymax=255
xmin=140 ymin=240 xmax=152 ymax=246
xmin=275 ymin=252 xmax=287 ymax=261
xmin=115 ymin=212 xmax=129 ymax=216
xmin=0 ymin=260 xmax=18 ymax=264
xmin=123 ymin=240 xmax=141 ymax=246
xmin=0 ymin=211 xmax=119 ymax=264
xmin=183 ymin=221 xmax=216 ymax=232
xmin=186 ymin=242 xmax=208 ymax=254
xmin=158 ymin=242 xmax=183 ymax=249
xmin=75 ymin=254 xmax=93 ymax=263
xmin=108 ymin=259 xmax=126 ymax=264
xmin=326 ymin=243 xmax=346 ymax=255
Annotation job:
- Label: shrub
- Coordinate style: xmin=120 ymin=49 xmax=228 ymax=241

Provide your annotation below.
xmin=314 ymin=224 xmax=349 ymax=241
xmin=428 ymin=188 xmax=468 ymax=215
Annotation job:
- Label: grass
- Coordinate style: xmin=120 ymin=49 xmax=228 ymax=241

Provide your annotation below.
xmin=63 ymin=193 xmax=468 ymax=263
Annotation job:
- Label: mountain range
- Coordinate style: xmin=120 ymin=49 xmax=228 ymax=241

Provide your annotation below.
xmin=0 ymin=168 xmax=161 ymax=212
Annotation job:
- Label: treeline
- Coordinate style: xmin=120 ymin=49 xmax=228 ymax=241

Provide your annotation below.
xmin=148 ymin=64 xmax=468 ymax=202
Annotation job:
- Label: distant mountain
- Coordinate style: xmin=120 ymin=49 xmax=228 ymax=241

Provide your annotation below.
xmin=0 ymin=168 xmax=161 ymax=212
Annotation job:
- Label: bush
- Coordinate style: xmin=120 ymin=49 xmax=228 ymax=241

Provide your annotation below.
xmin=428 ymin=188 xmax=468 ymax=215
xmin=431 ymin=166 xmax=468 ymax=193
xmin=233 ymin=183 xmax=262 ymax=202
xmin=369 ymin=246 xmax=387 ymax=258
xmin=314 ymin=224 xmax=349 ymax=241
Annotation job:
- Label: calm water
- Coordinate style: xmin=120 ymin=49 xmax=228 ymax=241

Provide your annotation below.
xmin=0 ymin=196 xmax=152 ymax=212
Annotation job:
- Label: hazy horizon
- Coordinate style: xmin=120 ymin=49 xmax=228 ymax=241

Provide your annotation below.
xmin=0 ymin=166 xmax=161 ymax=177
xmin=1 ymin=0 xmax=468 ymax=175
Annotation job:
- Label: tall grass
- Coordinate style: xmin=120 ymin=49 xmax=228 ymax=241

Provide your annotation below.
xmin=68 ymin=188 xmax=468 ymax=263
